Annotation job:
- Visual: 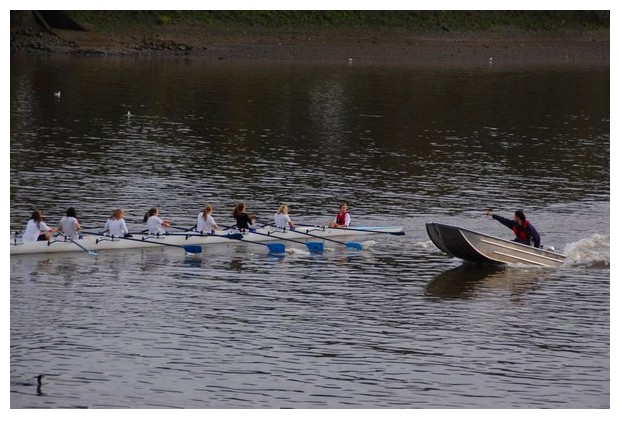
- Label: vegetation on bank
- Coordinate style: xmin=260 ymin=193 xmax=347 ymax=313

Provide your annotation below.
xmin=63 ymin=10 xmax=610 ymax=33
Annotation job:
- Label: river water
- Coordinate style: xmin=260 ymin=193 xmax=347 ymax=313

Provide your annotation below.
xmin=8 ymin=55 xmax=610 ymax=413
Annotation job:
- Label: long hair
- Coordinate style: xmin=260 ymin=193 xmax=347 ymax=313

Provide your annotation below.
xmin=110 ymin=209 xmax=124 ymax=220
xmin=233 ymin=202 xmax=246 ymax=219
xmin=143 ymin=208 xmax=158 ymax=223
xmin=277 ymin=204 xmax=288 ymax=215
xmin=66 ymin=207 xmax=77 ymax=218
xmin=202 ymin=204 xmax=213 ymax=220
xmin=31 ymin=210 xmax=43 ymax=225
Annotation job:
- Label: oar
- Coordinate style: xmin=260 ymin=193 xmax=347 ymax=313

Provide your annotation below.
xmin=170 ymin=225 xmax=196 ymax=232
xmin=221 ymin=224 xmax=243 ymax=231
xmin=56 ymin=232 xmax=98 ymax=256
xmin=292 ymin=228 xmax=363 ymax=250
xmin=82 ymin=231 xmax=202 ymax=254
xmin=223 ymin=232 xmax=286 ymax=253
xmin=249 ymin=229 xmax=323 ymax=253
xmin=168 ymin=230 xmax=286 ymax=253
xmin=325 ymin=225 xmax=405 ymax=236
xmin=80 ymin=226 xmax=109 ymax=233
xmin=295 ymin=222 xmax=404 ymax=236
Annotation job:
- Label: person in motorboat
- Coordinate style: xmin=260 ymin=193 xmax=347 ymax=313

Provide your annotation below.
xmin=143 ymin=208 xmax=171 ymax=235
xmin=22 ymin=209 xmax=57 ymax=242
xmin=486 ymin=209 xmax=541 ymax=248
xmin=105 ymin=209 xmax=132 ymax=238
xmin=233 ymin=201 xmax=257 ymax=232
xmin=328 ymin=202 xmax=351 ymax=228
xmin=274 ymin=204 xmax=295 ymax=230
xmin=58 ymin=207 xmax=81 ymax=239
xmin=196 ymin=204 xmax=219 ymax=234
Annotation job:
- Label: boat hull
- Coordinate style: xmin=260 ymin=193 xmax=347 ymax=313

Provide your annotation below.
xmin=10 ymin=225 xmax=403 ymax=255
xmin=426 ymin=223 xmax=565 ymax=267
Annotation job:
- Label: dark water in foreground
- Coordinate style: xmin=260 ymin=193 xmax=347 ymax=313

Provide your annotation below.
xmin=9 ymin=55 xmax=610 ymax=411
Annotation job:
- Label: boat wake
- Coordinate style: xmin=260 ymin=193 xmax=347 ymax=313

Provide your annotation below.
xmin=562 ymin=233 xmax=610 ymax=268
xmin=286 ymin=247 xmax=310 ymax=256
xmin=361 ymin=240 xmax=376 ymax=249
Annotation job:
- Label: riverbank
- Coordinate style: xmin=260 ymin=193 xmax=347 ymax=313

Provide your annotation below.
xmin=10 ymin=11 xmax=610 ymax=65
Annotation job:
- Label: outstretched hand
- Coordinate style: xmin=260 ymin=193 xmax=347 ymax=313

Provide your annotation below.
xmin=485 ymin=210 xmax=493 ymax=217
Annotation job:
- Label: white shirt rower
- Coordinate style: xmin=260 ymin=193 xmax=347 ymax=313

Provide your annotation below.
xmin=147 ymin=215 xmax=167 ymax=234
xmin=105 ymin=218 xmax=129 ymax=237
xmin=23 ymin=219 xmax=52 ymax=242
xmin=143 ymin=208 xmax=171 ymax=235
xmin=58 ymin=215 xmax=80 ymax=239
xmin=196 ymin=212 xmax=218 ymax=234
xmin=274 ymin=204 xmax=295 ymax=229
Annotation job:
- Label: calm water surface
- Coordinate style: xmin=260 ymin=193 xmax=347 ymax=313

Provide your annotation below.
xmin=9 ymin=55 xmax=610 ymax=410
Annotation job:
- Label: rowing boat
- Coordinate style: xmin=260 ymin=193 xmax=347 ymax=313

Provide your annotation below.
xmin=9 ymin=225 xmax=404 ymax=255
xmin=426 ymin=222 xmax=566 ymax=267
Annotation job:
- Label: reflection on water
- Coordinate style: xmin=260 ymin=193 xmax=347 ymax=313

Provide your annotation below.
xmin=10 ymin=55 xmax=609 ymax=409
xmin=425 ymin=264 xmax=550 ymax=299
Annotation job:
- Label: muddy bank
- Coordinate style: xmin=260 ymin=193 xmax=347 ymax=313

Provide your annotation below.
xmin=10 ymin=22 xmax=610 ymax=66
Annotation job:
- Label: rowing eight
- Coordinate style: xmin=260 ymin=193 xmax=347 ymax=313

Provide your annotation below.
xmin=9 ymin=225 xmax=404 ymax=255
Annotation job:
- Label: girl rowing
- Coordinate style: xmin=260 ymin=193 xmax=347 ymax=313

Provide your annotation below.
xmin=22 ymin=209 xmax=57 ymax=242
xmin=143 ymin=208 xmax=171 ymax=235
xmin=233 ymin=202 xmax=257 ymax=232
xmin=58 ymin=207 xmax=81 ymax=239
xmin=105 ymin=209 xmax=132 ymax=238
xmin=196 ymin=204 xmax=219 ymax=234
xmin=274 ymin=204 xmax=295 ymax=230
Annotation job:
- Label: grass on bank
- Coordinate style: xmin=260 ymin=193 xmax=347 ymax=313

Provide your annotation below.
xmin=66 ymin=10 xmax=610 ymax=33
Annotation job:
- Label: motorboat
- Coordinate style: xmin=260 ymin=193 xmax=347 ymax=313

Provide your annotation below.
xmin=425 ymin=222 xmax=565 ymax=267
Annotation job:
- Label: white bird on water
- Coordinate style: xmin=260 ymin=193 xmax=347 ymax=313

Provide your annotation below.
xmin=126 ymin=111 xmax=132 ymax=118
xmin=54 ymin=91 xmax=61 ymax=98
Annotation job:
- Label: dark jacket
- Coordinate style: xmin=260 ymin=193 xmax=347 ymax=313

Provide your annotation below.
xmin=492 ymin=214 xmax=541 ymax=248
xmin=234 ymin=212 xmax=252 ymax=229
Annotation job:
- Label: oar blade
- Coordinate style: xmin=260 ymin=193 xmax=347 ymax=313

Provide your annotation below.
xmin=346 ymin=242 xmax=363 ymax=250
xmin=267 ymin=243 xmax=286 ymax=253
xmin=306 ymin=242 xmax=324 ymax=253
xmin=183 ymin=245 xmax=203 ymax=254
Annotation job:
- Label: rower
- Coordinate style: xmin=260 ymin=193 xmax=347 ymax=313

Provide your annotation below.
xmin=274 ymin=204 xmax=295 ymax=230
xmin=196 ymin=204 xmax=219 ymax=234
xmin=232 ymin=202 xmax=257 ymax=232
xmin=143 ymin=208 xmax=171 ymax=236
